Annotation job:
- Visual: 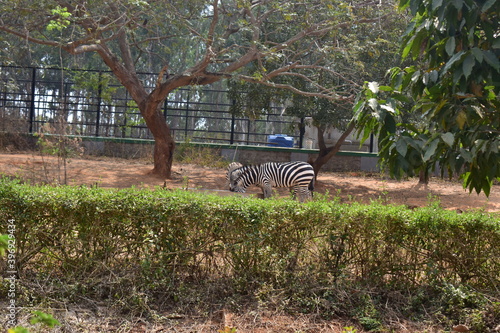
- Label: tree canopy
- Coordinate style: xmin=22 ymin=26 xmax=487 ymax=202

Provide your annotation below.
xmin=227 ymin=1 xmax=407 ymax=174
xmin=355 ymin=0 xmax=500 ymax=195
xmin=0 ymin=0 xmax=398 ymax=177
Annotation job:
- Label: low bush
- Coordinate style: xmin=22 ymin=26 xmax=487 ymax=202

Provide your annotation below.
xmin=1 ymin=177 xmax=499 ymax=331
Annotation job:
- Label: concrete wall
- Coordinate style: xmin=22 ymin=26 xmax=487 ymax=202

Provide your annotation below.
xmin=221 ymin=145 xmax=379 ymax=172
xmin=0 ymin=133 xmax=379 ymax=172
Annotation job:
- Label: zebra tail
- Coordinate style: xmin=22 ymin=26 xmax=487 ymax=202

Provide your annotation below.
xmin=308 ymin=178 xmax=315 ymax=193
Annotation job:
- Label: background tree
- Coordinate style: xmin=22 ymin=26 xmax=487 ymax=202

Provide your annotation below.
xmin=1 ymin=0 xmax=390 ymax=178
xmin=229 ymin=0 xmax=407 ymax=175
xmin=355 ymin=0 xmax=500 ymax=195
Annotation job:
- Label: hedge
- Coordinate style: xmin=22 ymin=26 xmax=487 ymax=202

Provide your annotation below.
xmin=1 ymin=177 xmax=499 ymax=329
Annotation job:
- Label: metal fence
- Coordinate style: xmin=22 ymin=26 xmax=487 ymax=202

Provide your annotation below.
xmin=0 ymin=65 xmax=305 ymax=147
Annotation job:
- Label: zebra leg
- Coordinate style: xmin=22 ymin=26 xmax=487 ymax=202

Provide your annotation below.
xmin=295 ymin=186 xmax=311 ymax=202
xmin=262 ymin=183 xmax=273 ymax=198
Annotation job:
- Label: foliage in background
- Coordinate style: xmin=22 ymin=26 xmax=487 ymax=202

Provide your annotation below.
xmin=174 ymin=139 xmax=228 ymax=168
xmin=355 ymin=0 xmax=500 ymax=195
xmin=228 ymin=0 xmax=408 ymax=174
xmin=0 ymin=177 xmax=499 ymax=331
xmin=0 ymin=0 xmax=404 ymax=178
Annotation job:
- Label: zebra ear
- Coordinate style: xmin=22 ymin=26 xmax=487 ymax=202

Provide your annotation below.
xmin=227 ymin=162 xmax=243 ymax=175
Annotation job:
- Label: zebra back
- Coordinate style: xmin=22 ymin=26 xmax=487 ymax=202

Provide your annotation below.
xmin=230 ymin=161 xmax=314 ymax=191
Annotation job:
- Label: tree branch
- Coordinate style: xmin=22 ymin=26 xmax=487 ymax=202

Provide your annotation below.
xmin=0 ymin=25 xmax=60 ymax=48
xmin=236 ymin=74 xmax=354 ymax=101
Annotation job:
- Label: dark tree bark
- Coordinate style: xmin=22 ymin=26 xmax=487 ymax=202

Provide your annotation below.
xmin=310 ymin=122 xmax=357 ymax=176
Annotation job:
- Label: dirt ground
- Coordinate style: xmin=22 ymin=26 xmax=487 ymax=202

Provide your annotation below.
xmin=1 ymin=152 xmax=499 ymax=212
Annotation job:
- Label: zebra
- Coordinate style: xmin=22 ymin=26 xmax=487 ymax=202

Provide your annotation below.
xmin=226 ymin=162 xmax=244 ymax=183
xmin=227 ymin=161 xmax=315 ymax=202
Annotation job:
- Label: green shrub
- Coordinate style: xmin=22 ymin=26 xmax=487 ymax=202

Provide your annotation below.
xmin=1 ymin=176 xmax=499 ymax=330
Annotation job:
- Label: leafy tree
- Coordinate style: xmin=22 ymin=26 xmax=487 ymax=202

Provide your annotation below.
xmin=355 ymin=0 xmax=500 ymax=195
xmin=0 ymin=0 xmax=394 ymax=178
xmin=229 ymin=1 xmax=407 ymax=175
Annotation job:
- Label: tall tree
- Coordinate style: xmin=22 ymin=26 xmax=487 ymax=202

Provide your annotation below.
xmin=229 ymin=0 xmax=406 ymax=175
xmin=355 ymin=0 xmax=500 ymax=195
xmin=0 ymin=0 xmax=394 ymax=178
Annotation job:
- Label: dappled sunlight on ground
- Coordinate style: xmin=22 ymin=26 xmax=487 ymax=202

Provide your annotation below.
xmin=1 ymin=152 xmax=499 ymax=212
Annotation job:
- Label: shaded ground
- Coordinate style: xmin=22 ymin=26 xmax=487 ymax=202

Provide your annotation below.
xmin=1 ymin=152 xmax=499 ymax=212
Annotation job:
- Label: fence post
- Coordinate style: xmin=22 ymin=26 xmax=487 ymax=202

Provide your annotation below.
xmin=28 ymin=67 xmax=36 ymax=133
xmin=95 ymin=71 xmax=102 ymax=137
xmin=230 ymin=100 xmax=236 ymax=144
xmin=299 ymin=117 xmax=305 ymax=149
xmin=369 ymin=133 xmax=374 ymax=153
xmin=184 ymin=92 xmax=189 ymax=140
xmin=163 ymin=96 xmax=168 ymax=119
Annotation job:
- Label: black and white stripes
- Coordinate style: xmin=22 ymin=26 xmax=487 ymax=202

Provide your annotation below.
xmin=227 ymin=161 xmax=315 ymax=202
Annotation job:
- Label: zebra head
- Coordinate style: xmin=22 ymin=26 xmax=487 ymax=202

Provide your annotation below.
xmin=228 ymin=164 xmax=248 ymax=193
xmin=226 ymin=162 xmax=243 ymax=182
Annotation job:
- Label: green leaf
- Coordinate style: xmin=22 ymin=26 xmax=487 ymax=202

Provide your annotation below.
xmin=445 ymin=37 xmax=455 ymax=56
xmin=378 ymin=85 xmax=394 ymax=92
xmin=452 ymin=0 xmax=463 ymax=10
xmin=30 ymin=311 xmax=60 ymax=328
xmin=482 ymin=179 xmax=492 ymax=197
xmin=396 ymin=138 xmax=408 ymax=157
xmin=432 ymin=0 xmax=443 ymax=10
xmin=460 ymin=148 xmax=473 ymax=163
xmin=423 ymin=139 xmax=438 ymax=162
xmin=353 ymin=99 xmax=366 ymax=116
xmin=462 ymin=53 xmax=475 ymax=79
xmin=482 ymin=0 xmax=497 ymax=12
xmin=471 ymin=47 xmax=483 ymax=63
xmin=482 ymin=50 xmax=500 ymax=70
xmin=402 ymin=36 xmax=416 ymax=59
xmin=442 ymin=50 xmax=465 ymax=73
xmin=384 ymin=114 xmax=397 ymax=134
xmin=441 ymin=132 xmax=454 ymax=147
xmin=0 ymin=234 xmax=8 ymax=256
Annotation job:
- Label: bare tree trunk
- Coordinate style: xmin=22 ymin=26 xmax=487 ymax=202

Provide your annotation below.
xmin=419 ymin=167 xmax=429 ymax=185
xmin=310 ymin=122 xmax=356 ymax=176
xmin=141 ymin=102 xmax=175 ymax=178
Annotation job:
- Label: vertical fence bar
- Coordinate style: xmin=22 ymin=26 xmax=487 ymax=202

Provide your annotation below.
xmin=163 ymin=96 xmax=168 ymax=119
xmin=184 ymin=92 xmax=189 ymax=140
xmin=230 ymin=100 xmax=235 ymax=144
xmin=299 ymin=117 xmax=305 ymax=148
xmin=369 ymin=133 xmax=374 ymax=153
xmin=246 ymin=119 xmax=250 ymax=145
xmin=95 ymin=71 xmax=102 ymax=137
xmin=28 ymin=67 xmax=36 ymax=133
xmin=122 ymin=91 xmax=129 ymax=138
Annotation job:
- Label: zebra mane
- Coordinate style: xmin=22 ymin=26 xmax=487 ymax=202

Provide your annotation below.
xmin=227 ymin=162 xmax=244 ymax=175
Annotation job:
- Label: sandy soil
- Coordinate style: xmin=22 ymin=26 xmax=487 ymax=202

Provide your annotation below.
xmin=1 ymin=152 xmax=499 ymax=212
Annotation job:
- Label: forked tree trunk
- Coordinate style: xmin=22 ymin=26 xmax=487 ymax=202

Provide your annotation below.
xmin=310 ymin=122 xmax=356 ymax=177
xmin=141 ymin=102 xmax=175 ymax=178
